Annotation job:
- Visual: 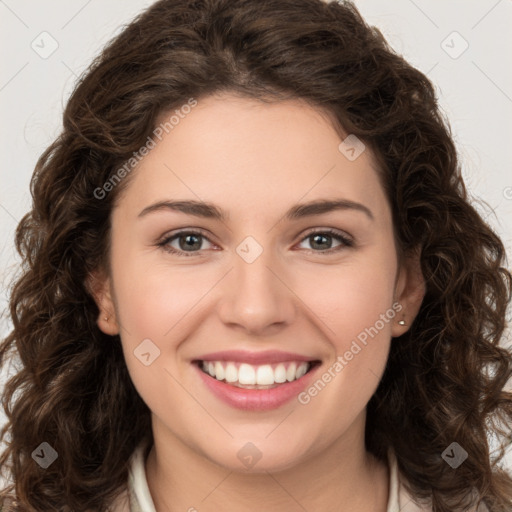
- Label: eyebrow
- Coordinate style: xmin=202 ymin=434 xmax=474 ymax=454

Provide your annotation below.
xmin=137 ymin=198 xmax=374 ymax=222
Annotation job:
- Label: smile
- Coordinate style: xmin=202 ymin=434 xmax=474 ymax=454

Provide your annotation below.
xmin=199 ymin=360 xmax=314 ymax=388
xmin=193 ymin=358 xmax=321 ymax=411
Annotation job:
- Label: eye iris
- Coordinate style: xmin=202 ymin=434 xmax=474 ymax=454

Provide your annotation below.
xmin=310 ymin=233 xmax=331 ymax=250
xmin=180 ymin=234 xmax=201 ymax=251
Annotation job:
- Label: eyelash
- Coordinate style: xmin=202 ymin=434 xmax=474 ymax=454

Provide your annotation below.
xmin=156 ymin=228 xmax=354 ymax=257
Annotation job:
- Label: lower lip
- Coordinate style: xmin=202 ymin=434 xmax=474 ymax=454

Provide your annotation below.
xmin=194 ymin=362 xmax=320 ymax=411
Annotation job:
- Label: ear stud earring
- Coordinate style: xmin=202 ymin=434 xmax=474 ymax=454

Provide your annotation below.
xmin=398 ymin=319 xmax=406 ymax=326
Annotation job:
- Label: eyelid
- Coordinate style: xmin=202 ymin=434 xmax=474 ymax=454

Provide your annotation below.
xmin=299 ymin=227 xmax=354 ymax=245
xmin=157 ymin=227 xmax=354 ymax=256
xmin=156 ymin=228 xmax=217 ymax=257
xmin=156 ymin=227 xmax=213 ymax=244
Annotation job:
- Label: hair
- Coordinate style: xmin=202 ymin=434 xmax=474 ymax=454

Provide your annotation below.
xmin=1 ymin=0 xmax=511 ymax=510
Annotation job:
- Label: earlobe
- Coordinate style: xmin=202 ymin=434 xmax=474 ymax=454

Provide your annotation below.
xmin=85 ymin=270 xmax=120 ymax=336
xmin=391 ymin=248 xmax=426 ymax=337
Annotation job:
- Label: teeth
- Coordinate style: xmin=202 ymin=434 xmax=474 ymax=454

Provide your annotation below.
xmin=239 ymin=363 xmax=256 ymax=385
xmin=200 ymin=360 xmax=312 ymax=386
xmin=214 ymin=361 xmax=225 ymax=381
xmin=274 ymin=364 xmax=287 ymax=383
xmin=225 ymin=363 xmax=238 ymax=383
xmin=256 ymin=364 xmax=274 ymax=385
xmin=286 ymin=362 xmax=297 ymax=382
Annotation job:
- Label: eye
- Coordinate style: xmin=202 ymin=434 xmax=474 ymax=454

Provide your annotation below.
xmin=157 ymin=230 xmax=215 ymax=257
xmin=296 ymin=228 xmax=354 ymax=254
xmin=156 ymin=228 xmax=354 ymax=257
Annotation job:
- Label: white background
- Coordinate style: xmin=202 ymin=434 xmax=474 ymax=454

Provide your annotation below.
xmin=1 ymin=0 xmax=511 ymax=473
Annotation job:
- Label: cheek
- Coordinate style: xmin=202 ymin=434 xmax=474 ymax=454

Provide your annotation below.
xmin=296 ymin=248 xmax=397 ymax=347
xmin=293 ymin=265 xmax=397 ymax=425
xmin=110 ymin=256 xmax=203 ymax=414
xmin=111 ymin=243 xmax=210 ymax=341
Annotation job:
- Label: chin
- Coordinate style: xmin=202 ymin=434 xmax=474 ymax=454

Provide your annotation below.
xmin=202 ymin=439 xmax=311 ymax=474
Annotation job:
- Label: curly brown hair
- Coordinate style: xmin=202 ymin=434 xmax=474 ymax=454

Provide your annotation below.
xmin=1 ymin=0 xmax=511 ymax=510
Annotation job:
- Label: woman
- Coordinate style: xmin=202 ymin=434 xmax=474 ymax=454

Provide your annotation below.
xmin=1 ymin=0 xmax=511 ymax=510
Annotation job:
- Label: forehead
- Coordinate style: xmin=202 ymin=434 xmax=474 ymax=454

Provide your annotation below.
xmin=114 ymin=94 xmax=389 ymax=223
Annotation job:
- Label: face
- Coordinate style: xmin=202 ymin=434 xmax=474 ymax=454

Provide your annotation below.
xmin=91 ymin=93 xmax=424 ymax=472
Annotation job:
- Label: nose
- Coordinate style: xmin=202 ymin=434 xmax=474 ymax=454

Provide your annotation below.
xmin=217 ymin=246 xmax=296 ymax=335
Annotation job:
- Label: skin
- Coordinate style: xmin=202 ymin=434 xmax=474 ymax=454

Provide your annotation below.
xmin=90 ymin=93 xmax=425 ymax=512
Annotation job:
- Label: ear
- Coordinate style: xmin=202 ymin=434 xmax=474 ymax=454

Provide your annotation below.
xmin=85 ymin=270 xmax=120 ymax=336
xmin=391 ymin=246 xmax=426 ymax=337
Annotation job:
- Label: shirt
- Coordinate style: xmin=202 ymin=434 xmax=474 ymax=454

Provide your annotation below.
xmin=109 ymin=441 xmax=488 ymax=512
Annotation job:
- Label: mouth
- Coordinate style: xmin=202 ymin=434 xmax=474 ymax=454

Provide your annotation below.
xmin=191 ymin=358 xmax=322 ymax=411
xmin=193 ymin=359 xmax=321 ymax=389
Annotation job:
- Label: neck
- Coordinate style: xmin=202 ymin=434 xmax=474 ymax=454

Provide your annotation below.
xmin=145 ymin=412 xmax=389 ymax=512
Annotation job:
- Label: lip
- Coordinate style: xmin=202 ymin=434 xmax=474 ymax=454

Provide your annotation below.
xmin=193 ymin=360 xmax=321 ymax=411
xmin=194 ymin=350 xmax=317 ymax=365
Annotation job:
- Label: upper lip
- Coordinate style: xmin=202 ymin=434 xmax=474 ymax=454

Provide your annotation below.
xmin=194 ymin=350 xmax=319 ymax=365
